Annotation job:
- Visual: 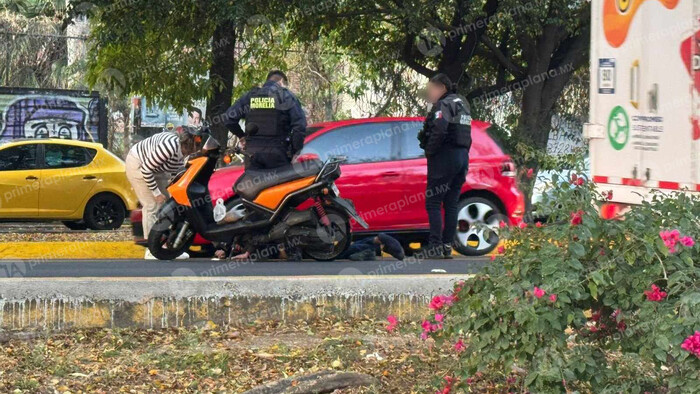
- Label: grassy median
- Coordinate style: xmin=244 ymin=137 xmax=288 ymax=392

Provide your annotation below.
xmin=2 ymin=319 xmax=446 ymax=393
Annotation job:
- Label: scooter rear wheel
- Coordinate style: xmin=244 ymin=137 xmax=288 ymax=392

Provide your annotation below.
xmin=147 ymin=218 xmax=193 ymax=260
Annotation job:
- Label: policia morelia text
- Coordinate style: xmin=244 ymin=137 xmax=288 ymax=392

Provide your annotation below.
xmin=225 ymin=73 xmax=307 ymax=170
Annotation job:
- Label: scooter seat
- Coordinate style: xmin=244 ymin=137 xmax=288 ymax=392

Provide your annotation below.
xmin=234 ymin=160 xmax=323 ymax=201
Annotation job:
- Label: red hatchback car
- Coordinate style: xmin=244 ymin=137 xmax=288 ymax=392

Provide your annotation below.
xmin=132 ymin=117 xmax=525 ymax=256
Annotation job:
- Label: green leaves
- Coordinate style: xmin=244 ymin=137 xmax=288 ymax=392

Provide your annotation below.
xmin=588 ymin=282 xmax=598 ymax=300
xmin=569 ymin=242 xmax=585 ymax=258
xmin=432 ymin=179 xmax=700 ymax=392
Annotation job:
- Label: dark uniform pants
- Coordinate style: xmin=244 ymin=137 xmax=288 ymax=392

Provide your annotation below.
xmin=425 ymin=147 xmax=469 ymax=246
xmin=244 ymin=145 xmax=290 ymax=170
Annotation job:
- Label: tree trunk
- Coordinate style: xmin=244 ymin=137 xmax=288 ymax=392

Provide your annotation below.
xmin=242 ymin=370 xmax=379 ymax=394
xmin=206 ymin=20 xmax=236 ymax=146
xmin=516 ymin=82 xmax=559 ymax=211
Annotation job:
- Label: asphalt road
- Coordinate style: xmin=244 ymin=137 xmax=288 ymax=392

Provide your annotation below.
xmin=0 ymin=257 xmax=489 ymax=278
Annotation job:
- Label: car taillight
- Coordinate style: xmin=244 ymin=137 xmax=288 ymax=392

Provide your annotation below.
xmin=501 ymin=160 xmax=516 ymax=177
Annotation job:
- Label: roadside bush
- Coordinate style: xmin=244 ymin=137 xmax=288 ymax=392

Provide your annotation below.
xmin=426 ymin=173 xmax=700 ymax=393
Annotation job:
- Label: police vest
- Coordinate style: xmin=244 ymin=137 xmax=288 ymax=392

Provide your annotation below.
xmin=445 ymin=94 xmax=472 ymax=149
xmin=247 ymin=86 xmax=286 ymax=140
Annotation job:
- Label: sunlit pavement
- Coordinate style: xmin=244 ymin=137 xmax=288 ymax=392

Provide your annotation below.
xmin=0 ymin=256 xmax=489 ymax=278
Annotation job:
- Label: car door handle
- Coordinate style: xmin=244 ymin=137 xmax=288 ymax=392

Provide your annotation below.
xmin=380 ymin=171 xmax=400 ymax=178
xmin=25 ymin=175 xmax=38 ymax=181
xmin=83 ymin=175 xmax=97 ymax=180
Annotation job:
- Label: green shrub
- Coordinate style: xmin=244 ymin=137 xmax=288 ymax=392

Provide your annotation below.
xmin=426 ymin=174 xmax=700 ymax=393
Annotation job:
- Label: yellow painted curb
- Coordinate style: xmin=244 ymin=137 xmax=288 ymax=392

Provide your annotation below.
xmin=0 ymin=242 xmax=143 ymax=259
xmin=407 ymin=242 xmax=503 ymax=257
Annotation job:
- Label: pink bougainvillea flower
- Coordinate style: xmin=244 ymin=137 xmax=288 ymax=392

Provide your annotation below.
xmin=644 ymin=284 xmax=667 ymax=302
xmin=659 ymin=229 xmax=694 ymax=253
xmin=434 ymin=313 xmax=444 ymax=322
xmin=535 ymin=222 xmax=543 ymax=228
xmin=681 ymin=236 xmax=695 ymax=247
xmin=420 ymin=316 xmax=440 ymax=339
xmin=571 ymin=174 xmax=585 ymax=186
xmin=518 ymin=222 xmax=527 ymax=229
xmin=681 ymin=331 xmax=700 ymax=358
xmin=570 ymin=210 xmax=584 ymax=226
xmin=386 ymin=315 xmax=398 ymax=332
xmin=526 ymin=168 xmax=534 ymax=178
xmin=660 ymin=230 xmax=677 ymax=241
xmin=490 ymin=254 xmax=496 ymax=261
xmin=605 ymin=190 xmax=613 ymax=200
xmin=443 ymin=294 xmax=455 ymax=305
xmin=497 ymin=245 xmax=505 ymax=254
xmin=549 ymin=294 xmax=557 ymax=302
xmin=617 ymin=320 xmax=627 ymax=332
xmin=499 ymin=221 xmax=507 ymax=228
xmin=428 ymin=294 xmax=455 ymax=311
xmin=436 ymin=376 xmax=455 ymax=394
xmin=452 ymin=281 xmax=464 ymax=299
xmin=454 ymin=339 xmax=466 ymax=352
xmin=533 ymin=286 xmax=546 ymax=299
xmin=428 ymin=296 xmax=444 ymax=310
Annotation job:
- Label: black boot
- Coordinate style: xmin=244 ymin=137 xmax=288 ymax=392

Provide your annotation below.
xmin=415 ymin=244 xmax=444 ymax=260
xmin=442 ymin=244 xmax=454 ymax=259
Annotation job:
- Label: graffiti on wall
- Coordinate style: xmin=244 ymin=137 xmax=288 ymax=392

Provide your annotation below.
xmin=0 ymin=89 xmax=104 ymax=143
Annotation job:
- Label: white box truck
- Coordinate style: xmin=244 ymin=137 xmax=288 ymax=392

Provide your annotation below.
xmin=586 ymin=0 xmax=699 ymax=215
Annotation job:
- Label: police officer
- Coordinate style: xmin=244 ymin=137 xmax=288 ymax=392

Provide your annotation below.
xmin=224 ymin=70 xmax=306 ymax=170
xmin=417 ymin=73 xmax=472 ymax=259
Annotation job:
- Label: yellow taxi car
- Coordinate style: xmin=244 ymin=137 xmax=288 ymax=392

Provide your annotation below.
xmin=0 ymin=139 xmax=138 ymax=230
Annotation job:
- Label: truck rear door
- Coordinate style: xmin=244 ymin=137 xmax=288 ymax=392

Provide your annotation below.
xmin=587 ymin=0 xmax=697 ymax=203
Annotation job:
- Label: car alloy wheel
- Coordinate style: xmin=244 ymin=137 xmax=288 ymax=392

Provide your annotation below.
xmin=84 ymin=194 xmax=126 ymax=230
xmin=453 ymin=197 xmax=503 ymax=256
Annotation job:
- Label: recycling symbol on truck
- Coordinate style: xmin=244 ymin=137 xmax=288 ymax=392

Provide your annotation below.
xmin=607 ymin=106 xmax=630 ymax=150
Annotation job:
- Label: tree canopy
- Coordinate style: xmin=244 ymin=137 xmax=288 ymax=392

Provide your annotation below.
xmin=83 ymin=0 xmax=591 ymax=190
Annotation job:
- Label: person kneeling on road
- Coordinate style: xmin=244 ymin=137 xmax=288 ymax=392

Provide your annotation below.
xmin=126 ymin=127 xmax=198 ymax=260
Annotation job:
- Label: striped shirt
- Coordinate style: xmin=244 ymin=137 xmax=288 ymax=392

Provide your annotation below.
xmin=132 ymin=132 xmax=183 ymax=196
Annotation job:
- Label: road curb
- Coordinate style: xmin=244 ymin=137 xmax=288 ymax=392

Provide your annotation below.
xmin=0 ymin=275 xmax=464 ymax=330
xmin=0 ymin=242 xmax=143 ymax=260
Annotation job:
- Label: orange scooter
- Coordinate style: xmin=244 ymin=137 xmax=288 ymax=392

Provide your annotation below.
xmin=147 ymin=135 xmax=368 ymax=260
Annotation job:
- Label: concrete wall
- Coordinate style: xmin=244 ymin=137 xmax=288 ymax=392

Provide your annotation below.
xmin=0 ymin=276 xmax=461 ymax=330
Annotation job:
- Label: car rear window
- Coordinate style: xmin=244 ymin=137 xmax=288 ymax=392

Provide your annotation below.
xmin=471 ymin=123 xmax=505 ymax=157
xmin=44 ymin=144 xmax=93 ymax=169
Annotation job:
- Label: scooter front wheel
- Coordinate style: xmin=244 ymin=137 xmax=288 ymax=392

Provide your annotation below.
xmin=147 ymin=217 xmax=194 ymax=260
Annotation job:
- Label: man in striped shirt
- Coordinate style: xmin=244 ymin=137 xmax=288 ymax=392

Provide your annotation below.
xmin=126 ymin=128 xmax=197 ymax=259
